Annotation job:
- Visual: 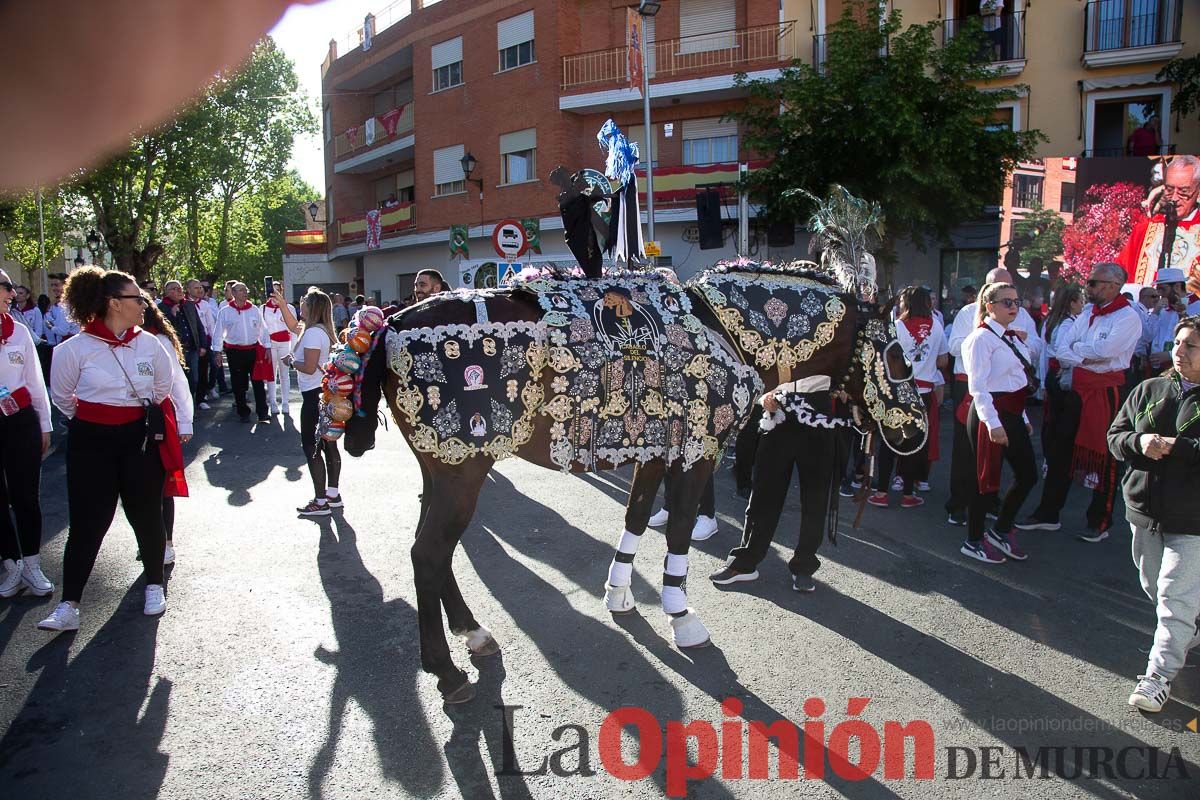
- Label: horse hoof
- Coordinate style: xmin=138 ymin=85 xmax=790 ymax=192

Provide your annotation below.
xmin=670 ymin=609 xmax=712 ymax=649
xmin=442 ymin=680 xmax=476 ymax=705
xmin=604 ymin=583 xmax=636 ymax=615
xmin=463 ymin=626 xmax=500 ymax=656
xmin=469 ymin=637 xmax=501 ymax=657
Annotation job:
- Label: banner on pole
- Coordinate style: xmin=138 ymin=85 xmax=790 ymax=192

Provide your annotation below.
xmin=626 ymin=8 xmax=644 ymax=94
xmin=449 ymin=225 xmax=470 ymax=258
xmin=521 ymin=217 xmax=542 ymax=254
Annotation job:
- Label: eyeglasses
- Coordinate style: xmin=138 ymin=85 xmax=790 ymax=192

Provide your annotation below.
xmin=111 ymin=294 xmax=150 ymax=306
xmin=1087 ymin=279 xmax=1120 ymax=288
xmin=988 ymin=298 xmax=1019 ymax=309
xmin=1162 ymin=184 xmax=1198 ymax=199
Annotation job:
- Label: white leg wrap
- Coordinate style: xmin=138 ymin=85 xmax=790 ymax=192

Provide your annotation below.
xmin=604 ymin=583 xmax=636 ymax=613
xmin=463 ymin=626 xmax=493 ymax=651
xmin=661 ymin=553 xmax=689 ymax=615
xmin=606 ymin=530 xmax=641 ymax=587
xmin=670 ymin=609 xmax=711 ymax=648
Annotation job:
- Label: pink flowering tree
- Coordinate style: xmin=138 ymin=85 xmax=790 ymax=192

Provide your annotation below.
xmin=1061 ymin=182 xmax=1148 ymax=284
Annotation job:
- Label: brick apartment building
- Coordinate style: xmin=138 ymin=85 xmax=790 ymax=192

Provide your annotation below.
xmin=285 ymin=0 xmax=1198 ymax=308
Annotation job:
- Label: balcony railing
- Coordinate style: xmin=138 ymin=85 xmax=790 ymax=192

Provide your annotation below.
xmin=629 ymin=161 xmax=768 ymax=209
xmin=561 ymin=21 xmax=798 ymax=92
xmin=812 ymin=34 xmax=888 ymax=74
xmin=336 ymin=202 xmax=416 ymax=246
xmin=1082 ymin=144 xmax=1177 ymax=157
xmin=283 ymin=229 xmax=327 ymax=255
xmin=942 ymin=12 xmax=1026 ymax=62
xmin=333 ymin=104 xmax=414 ymax=160
xmin=1084 ymin=0 xmax=1182 ymax=53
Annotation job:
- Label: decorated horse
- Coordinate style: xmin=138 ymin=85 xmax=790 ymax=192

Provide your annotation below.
xmin=332 ymin=255 xmax=926 ymax=703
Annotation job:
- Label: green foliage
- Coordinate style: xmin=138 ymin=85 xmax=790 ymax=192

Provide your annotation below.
xmin=0 ymin=188 xmax=88 ymax=273
xmin=1158 ymin=54 xmax=1200 ymax=119
xmin=730 ymin=0 xmax=1044 ymax=281
xmin=1010 ymin=203 xmax=1065 ymax=275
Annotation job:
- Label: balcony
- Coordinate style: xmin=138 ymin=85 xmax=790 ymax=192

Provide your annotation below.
xmin=942 ymin=12 xmax=1026 ymax=76
xmin=336 ymin=202 xmax=416 ymax=247
xmin=559 ymin=21 xmax=798 ymax=111
xmin=332 ymin=104 xmax=415 ymax=175
xmin=632 ymin=161 xmax=768 ymax=209
xmin=1083 ymin=0 xmax=1183 ymax=68
xmin=283 ymin=229 xmax=327 ymax=255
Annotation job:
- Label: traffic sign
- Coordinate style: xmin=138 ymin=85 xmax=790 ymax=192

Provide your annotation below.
xmin=492 ymin=219 xmax=527 ymax=262
xmin=644 ymin=240 xmax=662 ymax=257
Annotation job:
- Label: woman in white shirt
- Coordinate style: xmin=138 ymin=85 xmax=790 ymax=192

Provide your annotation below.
xmin=1037 ymin=285 xmax=1083 ymax=482
xmin=274 ymin=286 xmax=340 ymax=517
xmin=959 ymin=282 xmax=1039 ymax=565
xmin=142 ymin=300 xmax=196 ymax=568
xmin=0 ymin=269 xmax=54 ymax=599
xmin=40 ymin=267 xmax=192 ymax=632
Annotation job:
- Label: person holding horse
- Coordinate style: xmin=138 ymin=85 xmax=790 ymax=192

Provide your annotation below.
xmin=959 ymin=282 xmax=1039 ymax=564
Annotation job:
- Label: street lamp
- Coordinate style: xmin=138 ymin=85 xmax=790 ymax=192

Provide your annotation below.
xmin=86 ymin=229 xmax=102 ymax=265
xmin=637 ymin=0 xmax=660 ymax=253
xmin=459 ymin=152 xmax=485 ymax=236
xmin=308 ymin=200 xmax=320 ymax=221
xmin=73 ymin=248 xmax=85 ymax=268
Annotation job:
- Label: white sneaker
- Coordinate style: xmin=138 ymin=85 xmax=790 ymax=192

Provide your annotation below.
xmin=1128 ymin=673 xmax=1171 ymax=713
xmin=648 ymin=508 xmax=669 ymax=527
xmin=916 ymin=481 xmax=931 ymax=492
xmin=206 ymin=389 xmax=219 ymax=401
xmin=198 ymin=401 xmax=211 ymax=410
xmin=37 ymin=602 xmax=80 ymax=632
xmin=163 ymin=545 xmax=176 ymax=566
xmin=0 ymin=559 xmax=23 ymax=598
xmin=269 ymin=406 xmax=280 ymax=416
xmin=691 ymin=515 xmax=719 ymax=542
xmin=20 ymin=555 xmax=54 ymax=596
xmin=890 ymin=475 xmax=904 ymax=492
xmin=144 ymin=584 xmax=167 ymax=616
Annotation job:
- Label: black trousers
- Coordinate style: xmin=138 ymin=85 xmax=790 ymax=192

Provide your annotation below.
xmin=946 ymin=377 xmax=973 ymax=515
xmin=163 ymin=496 xmax=175 ymax=539
xmin=662 ymin=474 xmax=716 ymax=518
xmin=225 ymin=347 xmax=266 ymax=419
xmin=63 ymin=419 xmax=165 ymax=602
xmin=1031 ymin=382 xmax=1120 ymax=531
xmin=0 ymin=406 xmax=44 ymax=560
xmin=732 ymin=405 xmax=762 ymax=494
xmin=729 ymin=416 xmax=842 ymax=577
xmin=965 ymin=406 xmax=1038 ymax=542
xmin=300 ymin=388 xmax=341 ymax=497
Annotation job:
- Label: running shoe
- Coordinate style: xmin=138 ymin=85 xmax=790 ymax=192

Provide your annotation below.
xmin=0 ymin=560 xmax=23 ymax=598
xmin=647 ymin=508 xmax=669 ymax=527
xmin=325 ymin=495 xmax=345 ymax=509
xmin=986 ymin=529 xmax=1028 ymax=561
xmin=900 ymin=495 xmax=925 ymax=509
xmin=947 ymin=512 xmax=967 ymax=527
xmin=198 ymin=401 xmax=211 ymax=411
xmin=891 ymin=475 xmax=904 ymax=491
xmin=19 ymin=557 xmax=54 ymax=596
xmin=37 ymin=602 xmax=80 ymax=632
xmin=960 ymin=539 xmax=1006 ymax=564
xmin=1128 ymin=674 xmax=1170 ymax=713
xmin=691 ymin=515 xmax=718 ymax=542
xmin=1077 ymin=529 xmax=1109 ymax=543
xmin=866 ymin=491 xmax=889 ymax=508
xmin=792 ymin=574 xmax=816 ymax=593
xmin=144 ymin=584 xmax=166 ymax=616
xmin=709 ymin=564 xmax=758 ymax=585
xmin=838 ymin=481 xmax=856 ymax=498
xmin=163 ymin=545 xmax=176 ymax=566
xmin=915 ymin=481 xmax=931 ymax=492
xmin=1013 ymin=516 xmax=1061 ymax=532
xmin=298 ymin=499 xmax=331 ymax=516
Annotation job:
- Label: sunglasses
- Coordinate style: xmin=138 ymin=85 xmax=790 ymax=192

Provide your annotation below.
xmin=988 ymin=297 xmax=1019 ymax=309
xmin=1086 ymin=279 xmax=1120 ymax=288
xmin=111 ymin=294 xmax=150 ymax=306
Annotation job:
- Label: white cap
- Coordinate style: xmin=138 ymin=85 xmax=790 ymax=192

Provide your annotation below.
xmin=1155 ymin=267 xmax=1187 ymax=285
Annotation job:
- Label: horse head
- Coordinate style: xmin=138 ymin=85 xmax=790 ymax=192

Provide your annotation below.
xmin=844 ymin=301 xmax=928 ymax=456
xmin=343 ymin=327 xmax=389 ymax=457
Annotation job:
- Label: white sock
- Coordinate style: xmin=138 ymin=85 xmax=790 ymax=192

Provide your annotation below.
xmin=606 ymin=530 xmax=641 ymax=587
xmin=662 ymin=553 xmax=689 ymax=615
xmin=315 ymin=498 xmax=328 ymax=506
xmin=326 ymin=487 xmax=340 ymax=498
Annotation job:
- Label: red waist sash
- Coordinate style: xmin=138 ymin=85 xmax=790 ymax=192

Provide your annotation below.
xmin=76 ymin=400 xmax=144 ymax=425
xmin=269 ymin=331 xmax=291 ymax=343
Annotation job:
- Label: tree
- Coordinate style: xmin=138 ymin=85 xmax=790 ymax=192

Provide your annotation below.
xmin=1061 ymin=182 xmax=1146 ymax=284
xmin=1158 ymin=54 xmax=1200 ymax=120
xmin=729 ymin=0 xmax=1044 ymax=291
xmin=1009 ymin=203 xmax=1065 ymax=283
xmin=0 ymin=187 xmax=88 ymax=283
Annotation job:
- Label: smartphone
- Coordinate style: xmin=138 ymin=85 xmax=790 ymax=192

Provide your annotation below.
xmin=264 ymin=276 xmax=274 ymax=300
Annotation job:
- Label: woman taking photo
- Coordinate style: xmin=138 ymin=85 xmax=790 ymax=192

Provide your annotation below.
xmin=40 ymin=267 xmax=192 ymax=632
xmin=959 ymin=282 xmax=1039 ymax=564
xmin=270 ymin=285 xmax=341 ymax=517
xmin=141 ymin=300 xmax=195 ymax=566
xmin=0 ymin=269 xmax=54 ymax=598
xmin=1109 ymin=315 xmax=1200 ymax=712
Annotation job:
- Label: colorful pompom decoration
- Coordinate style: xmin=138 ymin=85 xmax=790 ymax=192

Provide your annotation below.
xmin=328 ymin=395 xmax=354 ymax=422
xmin=332 ymin=350 xmax=362 ymax=374
xmin=347 ymin=329 xmax=373 ymax=354
xmin=357 ymin=306 xmax=385 ymax=332
xmin=323 ymin=371 xmax=355 ymax=396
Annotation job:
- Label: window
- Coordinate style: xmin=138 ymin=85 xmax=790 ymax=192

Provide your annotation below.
xmin=375 ymin=170 xmax=415 ymax=206
xmin=1012 ymin=174 xmax=1043 ymax=209
xmin=432 ymin=37 xmax=463 ymax=92
xmin=500 ymin=128 xmax=536 ymax=184
xmin=498 ymin=10 xmax=535 ymax=71
xmin=323 ymin=106 xmax=332 ymax=143
xmin=678 ymin=0 xmax=736 ymax=54
xmin=326 ymin=192 xmax=334 ymax=224
xmin=682 ymin=118 xmax=738 ymax=166
xmin=1059 ymin=182 xmax=1076 ymax=215
xmin=1091 ymin=94 xmax=1162 ymax=156
xmin=434 ymin=144 xmax=466 ymax=196
xmin=985 ymin=106 xmax=1015 ymax=133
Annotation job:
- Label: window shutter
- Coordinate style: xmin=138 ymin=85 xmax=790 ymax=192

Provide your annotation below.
xmin=679 ymin=0 xmax=736 ymax=53
xmin=497 ymin=10 xmax=535 ymax=51
xmin=431 ymin=36 xmax=463 ymax=70
xmin=499 ymin=128 xmax=536 ymax=154
xmin=433 ymin=144 xmax=465 ymax=185
xmin=396 ymin=169 xmax=415 ymax=189
xmin=644 ymin=15 xmax=656 ymax=77
xmin=681 ymin=118 xmax=737 ymax=140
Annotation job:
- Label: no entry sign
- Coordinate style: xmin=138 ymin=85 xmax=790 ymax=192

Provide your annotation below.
xmin=492 ymin=219 xmax=527 ymax=261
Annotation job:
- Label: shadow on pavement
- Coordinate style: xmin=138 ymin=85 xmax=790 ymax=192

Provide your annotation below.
xmin=0 ymin=582 xmax=170 ymax=799
xmin=308 ymin=514 xmax=443 ymax=799
xmin=200 ymin=413 xmax=305 ymax=506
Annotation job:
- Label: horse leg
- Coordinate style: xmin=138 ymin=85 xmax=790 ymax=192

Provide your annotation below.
xmin=411 ymin=456 xmax=492 ymax=703
xmin=604 ymin=459 xmax=665 ymax=614
xmin=444 ymin=570 xmax=500 ymax=657
xmin=661 ymin=458 xmax=715 ymax=649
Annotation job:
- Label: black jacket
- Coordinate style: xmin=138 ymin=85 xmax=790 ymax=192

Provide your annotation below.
xmin=1107 ymin=373 xmax=1200 ymax=536
xmin=159 ymin=299 xmax=207 ymax=353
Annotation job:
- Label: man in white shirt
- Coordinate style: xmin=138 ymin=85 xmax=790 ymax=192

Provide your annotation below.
xmin=42 ymin=273 xmax=78 ymax=346
xmin=213 ymin=281 xmax=269 ymax=422
xmin=1016 ymin=262 xmax=1141 ymax=542
xmin=201 ymin=282 xmax=227 ymax=397
xmin=186 ymin=279 xmax=216 ymax=406
xmin=12 ymin=285 xmax=44 ymax=341
xmin=945 ymin=267 xmax=1042 ymax=524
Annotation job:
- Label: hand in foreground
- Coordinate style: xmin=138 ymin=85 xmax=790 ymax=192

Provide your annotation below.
xmin=1139 ymin=433 xmax=1171 ymax=460
xmin=761 ymin=393 xmax=779 ymax=414
xmin=41 ymin=432 xmax=50 ymax=456
xmin=988 ymin=426 xmax=1008 ymax=446
xmin=180 ymin=434 xmax=192 ymax=444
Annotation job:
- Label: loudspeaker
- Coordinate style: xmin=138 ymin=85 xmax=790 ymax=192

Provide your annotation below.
xmin=767 ymin=219 xmax=795 ymax=247
xmin=696 ymin=189 xmax=723 ymax=250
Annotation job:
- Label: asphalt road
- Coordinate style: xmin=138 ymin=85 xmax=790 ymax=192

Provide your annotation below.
xmin=0 ymin=395 xmax=1197 ymax=800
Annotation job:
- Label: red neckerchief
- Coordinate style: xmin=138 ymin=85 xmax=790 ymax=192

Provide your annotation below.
xmin=19 ymin=300 xmax=35 ymax=313
xmin=83 ymin=319 xmax=141 ymax=346
xmin=1088 ymin=294 xmax=1130 ymax=327
xmin=902 ymin=315 xmax=932 ymax=344
xmin=230 ymin=300 xmax=252 ymax=313
xmin=162 ymin=296 xmax=178 ymax=308
xmin=0 ymin=312 xmax=13 ymax=345
xmin=975 ymin=320 xmax=1018 ymax=338
xmin=264 ymin=299 xmax=279 ymax=310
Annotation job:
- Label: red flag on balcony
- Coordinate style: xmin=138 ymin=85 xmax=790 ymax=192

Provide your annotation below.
xmin=379 ymin=106 xmax=403 ymax=137
xmin=627 ymin=8 xmax=644 ymax=93
xmin=366 ymin=209 xmax=381 ymax=250
xmin=346 ymin=126 xmax=359 ymax=148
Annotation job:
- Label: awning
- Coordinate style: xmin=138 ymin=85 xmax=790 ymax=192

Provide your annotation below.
xmin=1080 ymin=72 xmax=1163 ymax=93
